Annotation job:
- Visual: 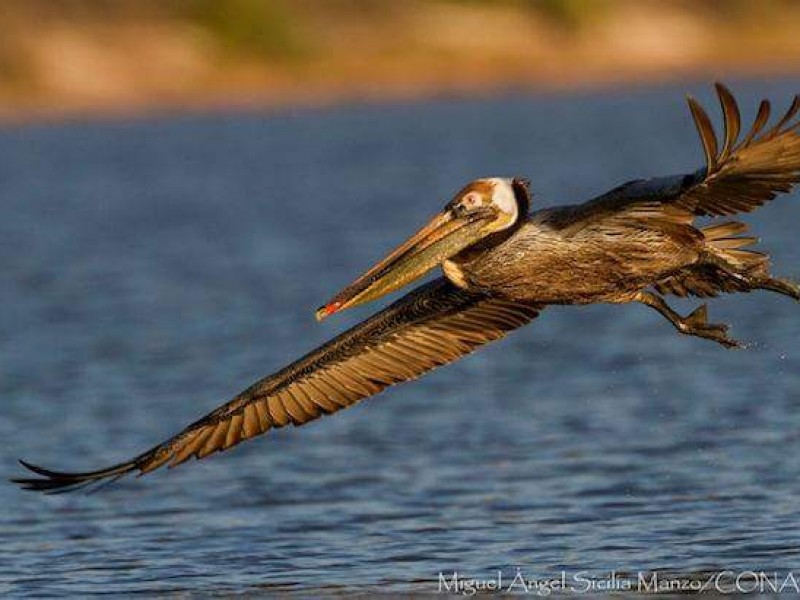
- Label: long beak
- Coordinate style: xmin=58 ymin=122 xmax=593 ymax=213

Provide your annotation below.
xmin=316 ymin=209 xmax=491 ymax=320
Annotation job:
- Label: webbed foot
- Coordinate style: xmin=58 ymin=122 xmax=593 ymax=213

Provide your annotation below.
xmin=679 ymin=305 xmax=742 ymax=348
xmin=635 ymin=292 xmax=744 ymax=349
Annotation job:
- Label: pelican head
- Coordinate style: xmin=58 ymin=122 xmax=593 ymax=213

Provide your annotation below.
xmin=316 ymin=177 xmax=530 ymax=320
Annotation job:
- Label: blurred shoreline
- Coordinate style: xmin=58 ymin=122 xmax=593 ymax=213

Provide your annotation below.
xmin=2 ymin=1 xmax=800 ymax=124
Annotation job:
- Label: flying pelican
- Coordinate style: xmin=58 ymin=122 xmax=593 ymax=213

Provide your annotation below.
xmin=14 ymin=83 xmax=800 ymax=493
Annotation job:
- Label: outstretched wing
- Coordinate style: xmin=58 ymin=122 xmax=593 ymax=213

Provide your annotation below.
xmin=14 ymin=278 xmax=541 ymax=493
xmin=571 ymin=83 xmax=800 ymax=224
xmin=677 ymin=83 xmax=800 ymax=216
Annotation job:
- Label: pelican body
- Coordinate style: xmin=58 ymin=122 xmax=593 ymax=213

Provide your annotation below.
xmin=15 ymin=84 xmax=800 ymax=493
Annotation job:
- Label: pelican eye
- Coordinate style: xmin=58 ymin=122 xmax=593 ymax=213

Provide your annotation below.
xmin=461 ymin=192 xmax=483 ymax=210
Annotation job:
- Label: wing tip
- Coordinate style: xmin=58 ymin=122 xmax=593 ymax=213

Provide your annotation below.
xmin=713 ymin=81 xmax=732 ymax=97
xmin=687 ymin=82 xmax=800 ymax=173
xmin=11 ymin=457 xmax=138 ymax=494
xmin=686 ymin=92 xmax=719 ymax=173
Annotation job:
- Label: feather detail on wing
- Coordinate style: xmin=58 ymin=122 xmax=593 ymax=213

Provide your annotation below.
xmin=570 ymin=83 xmax=800 ymax=225
xmin=14 ymin=278 xmax=541 ymax=493
xmin=678 ymin=83 xmax=800 ymax=216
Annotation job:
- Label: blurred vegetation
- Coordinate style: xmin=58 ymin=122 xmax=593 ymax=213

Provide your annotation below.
xmin=1 ymin=0 xmax=800 ymax=119
xmin=178 ymin=0 xmax=305 ymax=60
xmin=536 ymin=0 xmax=607 ymax=28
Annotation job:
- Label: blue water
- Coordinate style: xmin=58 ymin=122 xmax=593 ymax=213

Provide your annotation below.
xmin=1 ymin=80 xmax=799 ymax=596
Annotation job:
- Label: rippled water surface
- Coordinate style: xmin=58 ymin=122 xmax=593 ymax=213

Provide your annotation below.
xmin=2 ymin=80 xmax=800 ymax=596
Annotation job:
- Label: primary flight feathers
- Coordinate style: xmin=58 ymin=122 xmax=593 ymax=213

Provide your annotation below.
xmin=682 ymin=82 xmax=800 ymax=216
xmin=15 ymin=280 xmax=541 ymax=492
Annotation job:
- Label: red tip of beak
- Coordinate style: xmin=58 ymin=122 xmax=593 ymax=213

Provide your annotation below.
xmin=315 ymin=301 xmax=343 ymax=322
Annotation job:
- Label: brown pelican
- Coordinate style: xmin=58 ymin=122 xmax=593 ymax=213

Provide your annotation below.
xmin=14 ymin=83 xmax=800 ymax=493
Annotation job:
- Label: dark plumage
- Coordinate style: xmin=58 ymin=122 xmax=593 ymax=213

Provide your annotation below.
xmin=14 ymin=83 xmax=800 ymax=493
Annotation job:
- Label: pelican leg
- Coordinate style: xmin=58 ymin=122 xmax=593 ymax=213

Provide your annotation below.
xmin=753 ymin=277 xmax=800 ymax=301
xmin=702 ymin=251 xmax=800 ymax=301
xmin=634 ymin=291 xmax=742 ymax=348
